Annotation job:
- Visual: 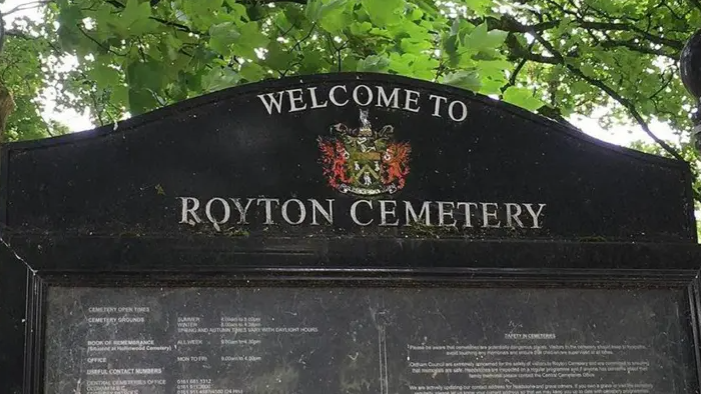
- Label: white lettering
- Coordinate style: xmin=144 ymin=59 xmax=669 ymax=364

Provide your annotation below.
xmin=230 ymin=198 xmax=256 ymax=224
xmin=350 ymin=200 xmax=373 ymax=226
xmin=456 ymin=202 xmax=478 ymax=228
xmin=177 ymin=197 xmax=547 ymax=231
xmin=404 ymin=89 xmax=421 ymax=112
xmin=205 ymin=198 xmax=231 ymax=230
xmin=352 ymin=85 xmax=374 ymax=106
xmin=257 ymin=92 xmax=285 ymax=114
xmin=281 ymin=199 xmax=307 ymax=225
xmin=429 ymin=94 xmax=447 ymax=117
xmin=524 ymin=203 xmax=546 ymax=229
xmin=379 ymin=200 xmax=399 ymax=226
xmin=308 ymin=87 xmax=328 ymax=109
xmin=329 ymin=85 xmax=349 ymax=106
xmin=257 ymin=198 xmax=280 ymax=225
xmin=376 ymin=87 xmax=401 ymax=108
xmin=481 ymin=202 xmax=501 ymax=228
xmin=448 ymin=100 xmax=468 ymax=121
xmin=505 ymin=203 xmax=524 ymax=228
xmin=437 ymin=201 xmax=456 ymax=227
xmin=287 ymin=88 xmax=307 ymax=112
xmin=310 ymin=199 xmax=334 ymax=225
xmin=179 ymin=197 xmax=202 ymax=225
xmin=257 ymin=84 xmax=475 ymax=122
xmin=405 ymin=201 xmax=431 ymax=226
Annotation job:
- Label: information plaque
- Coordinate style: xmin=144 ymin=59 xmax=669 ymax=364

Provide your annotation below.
xmin=45 ymin=286 xmax=696 ymax=394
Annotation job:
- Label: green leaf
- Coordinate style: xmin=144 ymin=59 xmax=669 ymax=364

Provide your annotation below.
xmin=209 ymin=22 xmax=241 ymax=56
xmin=478 ymin=79 xmax=504 ymax=95
xmin=503 ymin=87 xmax=544 ymax=111
xmin=476 ymin=60 xmax=511 ymax=83
xmin=357 ymin=55 xmax=390 ymax=72
xmin=579 ymin=63 xmax=597 ymax=78
xmin=58 ymin=4 xmax=82 ymax=26
xmin=111 ymin=85 xmax=129 ymax=106
xmin=121 ymin=0 xmax=150 ymax=25
xmin=117 ymin=0 xmax=156 ymax=36
xmin=224 ymin=0 xmax=249 ymax=21
xmin=350 ymin=21 xmax=373 ymax=35
xmin=182 ymin=0 xmax=225 ymax=28
xmin=128 ymin=87 xmax=158 ymax=115
xmin=202 ymin=67 xmax=241 ymax=92
xmin=318 ymin=0 xmax=351 ymax=33
xmin=264 ymin=42 xmax=296 ymax=71
xmin=126 ymin=59 xmax=163 ymax=92
xmin=239 ymin=62 xmax=266 ymax=82
xmin=361 ymin=0 xmax=404 ymax=26
xmin=464 ymin=23 xmax=508 ymax=53
xmin=320 ymin=0 xmax=348 ymax=17
xmin=464 ymin=0 xmax=493 ymax=14
xmin=57 ymin=5 xmax=83 ymax=50
xmin=163 ymin=34 xmax=184 ymax=60
xmin=400 ymin=38 xmax=432 ymax=53
xmin=88 ymin=64 xmax=121 ymax=87
xmin=443 ymin=71 xmax=481 ymax=92
xmin=300 ymin=50 xmax=326 ymax=73
xmin=305 ymin=0 xmax=324 ymax=21
xmin=234 ymin=22 xmax=270 ymax=59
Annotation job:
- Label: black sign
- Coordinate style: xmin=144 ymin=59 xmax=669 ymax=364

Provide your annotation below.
xmin=1 ymin=73 xmax=700 ymax=394
xmin=0 ymin=73 xmax=695 ymax=242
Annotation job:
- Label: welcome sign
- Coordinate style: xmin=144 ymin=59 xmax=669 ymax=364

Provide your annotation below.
xmin=0 ymin=74 xmax=694 ymax=241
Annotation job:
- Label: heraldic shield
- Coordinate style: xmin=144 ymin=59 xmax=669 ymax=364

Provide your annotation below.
xmin=318 ymin=109 xmax=411 ymax=196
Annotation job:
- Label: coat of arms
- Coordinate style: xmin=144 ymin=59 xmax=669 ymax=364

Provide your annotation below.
xmin=318 ymin=109 xmax=411 ymax=195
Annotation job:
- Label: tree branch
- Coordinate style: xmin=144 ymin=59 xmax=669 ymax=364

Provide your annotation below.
xmin=4 ymin=29 xmax=28 ymax=38
xmin=690 ymin=0 xmax=701 ymax=13
xmin=4 ymin=1 xmax=52 ymax=16
xmin=577 ymin=22 xmax=683 ymax=50
xmin=501 ymin=39 xmax=534 ymax=94
xmin=291 ymin=22 xmax=317 ymax=51
xmin=4 ymin=29 xmax=62 ymax=53
xmin=479 ymin=15 xmax=684 ymax=52
xmin=503 ymin=58 xmax=527 ymax=92
xmin=598 ymin=40 xmax=678 ymax=60
xmin=567 ymin=63 xmax=684 ymax=160
xmin=0 ymin=8 xmax=5 ymax=56
xmin=505 ymin=34 xmax=559 ymax=64
xmin=77 ymin=26 xmax=126 ymax=56
xmin=519 ymin=25 xmax=685 ymax=161
xmin=80 ymin=74 xmax=105 ymax=127
xmin=648 ymin=72 xmax=674 ymax=100
xmin=500 ymin=14 xmax=686 ymax=160
xmin=537 ymin=106 xmax=582 ymax=130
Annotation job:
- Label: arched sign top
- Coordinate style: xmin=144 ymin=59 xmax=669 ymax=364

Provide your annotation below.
xmin=4 ymin=73 xmax=692 ymax=168
xmin=0 ymin=73 xmax=695 ymax=242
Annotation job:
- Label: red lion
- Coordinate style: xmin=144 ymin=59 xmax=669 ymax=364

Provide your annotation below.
xmin=318 ymin=138 xmax=351 ymax=188
xmin=382 ymin=142 xmax=411 ymax=189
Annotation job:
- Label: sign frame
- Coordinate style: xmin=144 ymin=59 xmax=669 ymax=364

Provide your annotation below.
xmin=3 ymin=240 xmax=700 ymax=393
